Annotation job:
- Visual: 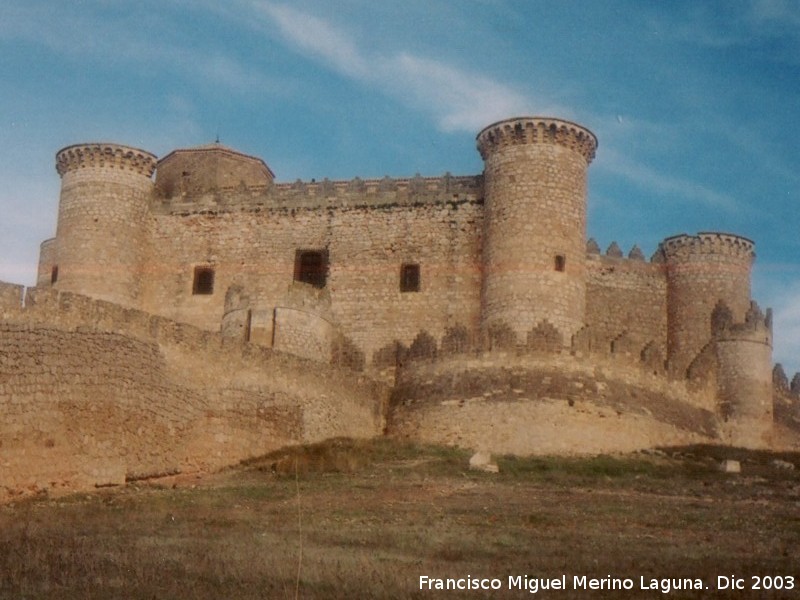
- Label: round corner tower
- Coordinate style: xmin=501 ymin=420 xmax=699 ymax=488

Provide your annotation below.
xmin=659 ymin=232 xmax=755 ymax=375
xmin=715 ymin=314 xmax=773 ymax=448
xmin=53 ymin=143 xmax=157 ymax=307
xmin=476 ymin=117 xmax=597 ymax=344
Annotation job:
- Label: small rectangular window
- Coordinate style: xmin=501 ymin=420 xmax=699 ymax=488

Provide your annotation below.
xmin=294 ymin=249 xmax=328 ymax=288
xmin=192 ymin=266 xmax=215 ymax=295
xmin=51 ymin=266 xmax=59 ymax=285
xmin=400 ymin=263 xmax=420 ymax=292
xmin=554 ymin=255 xmax=566 ymax=272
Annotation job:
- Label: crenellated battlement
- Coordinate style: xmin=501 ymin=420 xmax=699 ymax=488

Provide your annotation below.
xmin=659 ymin=232 xmax=755 ymax=262
xmin=152 ymin=173 xmax=484 ymax=214
xmin=586 ymin=239 xmax=658 ymax=264
xmin=714 ymin=301 xmax=773 ymax=346
xmin=56 ymin=143 xmax=157 ymax=178
xmin=476 ymin=116 xmax=597 ymax=163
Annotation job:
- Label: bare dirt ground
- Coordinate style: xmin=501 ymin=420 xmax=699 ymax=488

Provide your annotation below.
xmin=0 ymin=439 xmax=798 ymax=599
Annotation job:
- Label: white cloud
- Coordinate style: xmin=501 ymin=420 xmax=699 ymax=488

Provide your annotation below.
xmin=385 ymin=53 xmax=532 ymax=132
xmin=257 ymin=2 xmax=535 ymax=132
xmin=258 ymin=3 xmax=368 ymax=78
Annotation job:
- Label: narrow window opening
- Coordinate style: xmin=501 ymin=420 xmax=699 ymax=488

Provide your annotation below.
xmin=554 ymin=255 xmax=566 ymax=272
xmin=50 ymin=266 xmax=59 ymax=285
xmin=400 ymin=263 xmax=421 ymax=292
xmin=294 ymin=249 xmax=328 ymax=288
xmin=192 ymin=266 xmax=215 ymax=295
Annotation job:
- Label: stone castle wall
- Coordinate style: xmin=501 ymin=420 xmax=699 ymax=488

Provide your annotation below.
xmin=0 ymin=281 xmax=386 ymax=501
xmin=139 ymin=178 xmax=484 ymax=364
xmin=273 ymin=307 xmax=335 ymax=363
xmin=389 ymin=351 xmax=718 ymax=455
xmin=37 ymin=129 xmax=758 ymax=377
xmin=585 ymin=249 xmax=668 ymax=352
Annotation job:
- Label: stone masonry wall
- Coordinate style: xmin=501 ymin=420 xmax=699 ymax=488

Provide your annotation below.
xmin=716 ymin=322 xmax=773 ymax=448
xmin=155 ymin=145 xmax=273 ymax=198
xmin=37 ymin=238 xmax=56 ymax=287
xmin=141 ymin=177 xmax=483 ymax=364
xmin=273 ymin=307 xmax=335 ymax=363
xmin=0 ymin=282 xmax=386 ymax=501
xmin=585 ymin=252 xmax=667 ymax=351
xmin=389 ymin=352 xmax=719 ymax=455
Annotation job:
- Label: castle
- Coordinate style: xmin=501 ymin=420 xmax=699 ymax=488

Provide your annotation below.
xmin=1 ymin=116 xmax=797 ymax=499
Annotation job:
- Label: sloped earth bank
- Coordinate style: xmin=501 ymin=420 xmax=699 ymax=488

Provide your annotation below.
xmin=0 ymin=439 xmax=798 ymax=599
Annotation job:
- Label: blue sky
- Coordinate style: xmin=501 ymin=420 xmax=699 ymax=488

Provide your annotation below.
xmin=1 ymin=0 xmax=799 ymax=371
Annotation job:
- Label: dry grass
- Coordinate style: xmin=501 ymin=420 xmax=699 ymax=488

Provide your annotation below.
xmin=1 ymin=439 xmax=799 ymax=599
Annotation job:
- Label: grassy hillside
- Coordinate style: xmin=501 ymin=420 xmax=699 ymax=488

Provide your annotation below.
xmin=1 ymin=439 xmax=799 ymax=599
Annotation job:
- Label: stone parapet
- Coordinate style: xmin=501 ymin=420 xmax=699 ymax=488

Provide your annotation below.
xmin=0 ymin=281 xmax=388 ymax=500
xmin=56 ymin=143 xmax=157 ymax=178
xmin=659 ymin=232 xmax=755 ymax=262
xmin=152 ymin=173 xmax=483 ymax=215
xmin=389 ymin=352 xmax=718 ymax=455
xmin=476 ymin=116 xmax=597 ymax=163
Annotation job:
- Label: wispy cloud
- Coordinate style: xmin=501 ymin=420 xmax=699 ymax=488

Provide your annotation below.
xmin=258 ymin=3 xmax=368 ymax=78
xmin=257 ymin=2 xmax=534 ymax=132
xmin=659 ymin=0 xmax=800 ymax=56
xmin=597 ymin=147 xmax=740 ymax=212
xmin=750 ymin=0 xmax=800 ymax=28
xmin=0 ymin=2 xmax=281 ymax=95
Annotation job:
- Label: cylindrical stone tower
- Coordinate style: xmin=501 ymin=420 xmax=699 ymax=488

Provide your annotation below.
xmin=36 ymin=237 xmax=57 ymax=287
xmin=715 ymin=317 xmax=773 ymax=448
xmin=476 ymin=117 xmax=597 ymax=345
xmin=659 ymin=232 xmax=755 ymax=376
xmin=53 ymin=143 xmax=157 ymax=307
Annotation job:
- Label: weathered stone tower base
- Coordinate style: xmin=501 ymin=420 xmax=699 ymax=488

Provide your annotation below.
xmin=715 ymin=310 xmax=774 ymax=448
xmin=389 ymin=353 xmax=719 ymax=455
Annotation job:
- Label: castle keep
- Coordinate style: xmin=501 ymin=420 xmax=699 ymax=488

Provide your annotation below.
xmin=1 ymin=116 xmax=795 ymax=499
